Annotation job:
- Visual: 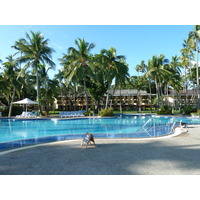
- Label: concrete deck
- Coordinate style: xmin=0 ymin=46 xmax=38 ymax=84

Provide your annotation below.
xmin=0 ymin=125 xmax=200 ymax=175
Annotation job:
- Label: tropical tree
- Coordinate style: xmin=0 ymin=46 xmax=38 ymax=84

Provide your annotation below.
xmin=39 ymin=64 xmax=58 ymax=113
xmin=180 ymin=40 xmax=196 ymax=107
xmin=54 ymin=70 xmax=69 ymax=110
xmin=145 ymin=54 xmax=171 ymax=108
xmin=187 ymin=25 xmax=200 ymax=110
xmin=60 ymin=38 xmax=95 ymax=111
xmin=165 ymin=56 xmax=182 ymax=94
xmin=113 ymin=59 xmax=129 ymax=112
xmin=88 ymin=54 xmax=109 ymax=112
xmin=13 ymin=31 xmax=55 ymax=115
xmin=187 ymin=25 xmax=200 ymax=86
xmin=100 ymin=47 xmax=128 ymax=108
xmin=1 ymin=55 xmax=21 ymax=116
xmin=129 ymin=76 xmax=147 ymax=112
xmin=136 ymin=60 xmax=153 ymax=111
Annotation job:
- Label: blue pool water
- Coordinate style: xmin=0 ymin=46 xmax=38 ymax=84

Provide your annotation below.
xmin=1 ymin=115 xmax=200 ymax=151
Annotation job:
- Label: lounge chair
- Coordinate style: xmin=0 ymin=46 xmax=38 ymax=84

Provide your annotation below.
xmin=16 ymin=111 xmax=27 ymax=118
xmin=16 ymin=111 xmax=37 ymax=118
xmin=59 ymin=112 xmax=64 ymax=118
xmin=190 ymin=113 xmax=200 ymax=118
xmin=27 ymin=112 xmax=37 ymax=118
xmin=78 ymin=110 xmax=85 ymax=117
xmin=60 ymin=111 xmax=70 ymax=118
xmin=59 ymin=110 xmax=86 ymax=118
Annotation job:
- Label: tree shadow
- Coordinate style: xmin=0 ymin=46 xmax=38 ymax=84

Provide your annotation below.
xmin=1 ymin=136 xmax=200 ymax=175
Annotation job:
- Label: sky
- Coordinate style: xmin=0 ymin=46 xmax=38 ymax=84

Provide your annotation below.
xmin=0 ymin=25 xmax=194 ymax=78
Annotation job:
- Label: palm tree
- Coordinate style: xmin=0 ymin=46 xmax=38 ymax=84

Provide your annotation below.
xmin=13 ymin=31 xmax=55 ymax=115
xmin=145 ymin=54 xmax=171 ymax=108
xmin=180 ymin=40 xmax=195 ymax=105
xmin=187 ymin=26 xmax=200 ymax=110
xmin=136 ymin=60 xmax=153 ymax=112
xmin=38 ymin=64 xmax=56 ymax=114
xmin=114 ymin=59 xmax=129 ymax=112
xmin=100 ymin=47 xmax=127 ymax=108
xmin=2 ymin=55 xmax=21 ymax=116
xmin=60 ymin=38 xmax=95 ymax=111
xmin=187 ymin=25 xmax=200 ymax=86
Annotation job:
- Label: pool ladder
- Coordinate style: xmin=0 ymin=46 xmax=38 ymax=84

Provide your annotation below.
xmin=142 ymin=118 xmax=176 ymax=137
xmin=142 ymin=118 xmax=155 ymax=137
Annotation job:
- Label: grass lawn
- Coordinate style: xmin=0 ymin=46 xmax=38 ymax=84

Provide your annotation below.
xmin=114 ymin=110 xmax=157 ymax=114
xmin=48 ymin=109 xmax=181 ymax=116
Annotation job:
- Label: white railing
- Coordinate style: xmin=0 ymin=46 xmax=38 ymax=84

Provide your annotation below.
xmin=141 ymin=117 xmax=177 ymax=137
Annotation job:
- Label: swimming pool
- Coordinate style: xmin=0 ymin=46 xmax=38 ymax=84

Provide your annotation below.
xmin=1 ymin=115 xmax=200 ymax=151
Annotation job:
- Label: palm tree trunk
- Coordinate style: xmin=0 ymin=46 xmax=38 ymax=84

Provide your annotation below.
xmin=137 ymin=89 xmax=141 ymax=112
xmin=105 ymin=84 xmax=110 ymax=109
xmin=119 ymin=86 xmax=122 ymax=113
xmin=36 ymin=71 xmax=43 ymax=116
xmin=8 ymin=87 xmax=16 ymax=117
xmin=73 ymin=86 xmax=76 ymax=111
xmin=196 ymin=39 xmax=200 ymax=110
xmin=184 ymin=66 xmax=187 ymax=106
xmin=83 ymin=76 xmax=88 ymax=111
xmin=149 ymin=79 xmax=152 ymax=113
xmin=45 ymin=77 xmax=49 ymax=117
xmin=196 ymin=39 xmax=199 ymax=86
xmin=155 ymin=78 xmax=159 ymax=109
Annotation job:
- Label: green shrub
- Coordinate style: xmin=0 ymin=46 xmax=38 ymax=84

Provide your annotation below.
xmin=181 ymin=106 xmax=196 ymax=115
xmin=156 ymin=105 xmax=172 ymax=115
xmin=99 ymin=108 xmax=114 ymax=117
xmin=0 ymin=105 xmax=23 ymax=116
xmin=191 ymin=109 xmax=200 ymax=116
xmin=83 ymin=108 xmax=94 ymax=116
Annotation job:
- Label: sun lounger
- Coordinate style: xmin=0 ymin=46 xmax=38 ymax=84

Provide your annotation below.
xmin=59 ymin=110 xmax=86 ymax=118
xmin=16 ymin=111 xmax=27 ymax=118
xmin=16 ymin=111 xmax=37 ymax=118
xmin=60 ymin=111 xmax=70 ymax=118
xmin=78 ymin=110 xmax=85 ymax=117
xmin=191 ymin=113 xmax=200 ymax=118
xmin=65 ymin=111 xmax=71 ymax=117
xmin=26 ymin=112 xmax=37 ymax=118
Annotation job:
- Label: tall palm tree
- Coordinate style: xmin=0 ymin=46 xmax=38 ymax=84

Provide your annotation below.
xmin=114 ymin=59 xmax=129 ymax=112
xmin=180 ymin=42 xmax=194 ymax=106
xmin=164 ymin=56 xmax=182 ymax=96
xmin=100 ymin=47 xmax=127 ymax=108
xmin=13 ymin=31 xmax=55 ymax=115
xmin=187 ymin=25 xmax=200 ymax=86
xmin=146 ymin=54 xmax=171 ymax=108
xmin=60 ymin=38 xmax=95 ymax=111
xmin=2 ymin=55 xmax=21 ymax=116
xmin=38 ymin=64 xmax=56 ymax=113
xmin=136 ymin=60 xmax=153 ymax=112
xmin=187 ymin=25 xmax=200 ymax=110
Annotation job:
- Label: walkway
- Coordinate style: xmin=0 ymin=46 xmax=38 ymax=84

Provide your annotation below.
xmin=0 ymin=125 xmax=200 ymax=175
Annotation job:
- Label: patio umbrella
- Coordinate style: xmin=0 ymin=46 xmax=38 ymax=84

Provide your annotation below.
xmin=13 ymin=98 xmax=38 ymax=112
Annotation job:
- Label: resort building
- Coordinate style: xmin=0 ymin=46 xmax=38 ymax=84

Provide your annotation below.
xmin=168 ymin=89 xmax=198 ymax=108
xmin=55 ymin=89 xmax=155 ymax=111
xmin=54 ymin=89 xmax=199 ymax=111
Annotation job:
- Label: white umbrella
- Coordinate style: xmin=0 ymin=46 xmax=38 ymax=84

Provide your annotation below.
xmin=13 ymin=98 xmax=38 ymax=112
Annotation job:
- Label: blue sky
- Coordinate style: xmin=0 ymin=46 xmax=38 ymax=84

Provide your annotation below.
xmin=0 ymin=25 xmax=194 ymax=78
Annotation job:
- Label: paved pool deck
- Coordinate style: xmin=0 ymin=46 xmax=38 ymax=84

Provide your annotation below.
xmin=0 ymin=124 xmax=200 ymax=175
